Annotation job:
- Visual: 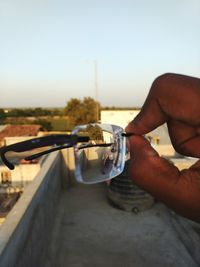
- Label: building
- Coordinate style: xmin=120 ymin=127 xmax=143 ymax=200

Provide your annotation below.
xmin=101 ymin=109 xmax=140 ymax=129
xmin=0 ymin=124 xmax=48 ymax=225
xmin=0 ymin=124 xmax=44 ymax=146
xmin=0 ymin=124 xmax=45 ymax=190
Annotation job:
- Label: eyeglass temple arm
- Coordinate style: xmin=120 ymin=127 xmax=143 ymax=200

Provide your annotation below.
xmin=25 ymin=144 xmax=73 ymax=160
xmin=0 ymin=134 xmax=89 ymax=170
xmin=0 ymin=152 xmax=13 ymax=170
xmin=26 ymin=136 xmax=132 ymax=160
xmin=78 ymin=143 xmax=113 ymax=150
xmin=0 ymin=133 xmax=134 ymax=170
xmin=78 ymin=132 xmax=135 ymax=150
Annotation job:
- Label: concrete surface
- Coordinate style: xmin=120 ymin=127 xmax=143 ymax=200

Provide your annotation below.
xmin=44 ymin=183 xmax=200 ymax=267
xmin=0 ymin=149 xmax=200 ymax=267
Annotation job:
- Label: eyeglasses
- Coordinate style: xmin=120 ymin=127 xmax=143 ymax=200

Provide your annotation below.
xmin=0 ymin=123 xmax=132 ymax=184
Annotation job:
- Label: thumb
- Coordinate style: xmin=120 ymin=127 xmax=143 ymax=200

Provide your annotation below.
xmin=127 ymin=136 xmax=200 ymax=223
xmin=127 ymin=135 xmax=178 ymax=199
xmin=128 ymin=135 xmax=159 ymax=159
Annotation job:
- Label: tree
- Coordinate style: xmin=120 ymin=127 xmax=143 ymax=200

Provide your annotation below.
xmin=0 ymin=109 xmax=5 ymax=123
xmin=85 ymin=124 xmax=103 ymax=141
xmin=0 ymin=109 xmax=5 ymax=119
xmin=34 ymin=119 xmax=52 ymax=131
xmin=65 ymin=97 xmax=100 ymax=129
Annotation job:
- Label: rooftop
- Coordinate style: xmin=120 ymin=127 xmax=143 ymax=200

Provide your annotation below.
xmin=0 ymin=150 xmax=200 ymax=267
xmin=0 ymin=124 xmax=43 ymax=142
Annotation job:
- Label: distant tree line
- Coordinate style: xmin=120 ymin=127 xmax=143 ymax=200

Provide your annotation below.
xmin=0 ymin=108 xmax=64 ymax=118
xmin=0 ymin=97 xmax=100 ymax=131
xmin=102 ymin=106 xmax=140 ymax=110
xmin=0 ymin=108 xmax=64 ymax=131
xmin=0 ymin=98 xmax=139 ymax=131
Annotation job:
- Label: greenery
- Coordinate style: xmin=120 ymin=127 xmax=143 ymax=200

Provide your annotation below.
xmin=0 ymin=109 xmax=5 ymax=118
xmin=0 ymin=109 xmax=5 ymax=124
xmin=102 ymin=106 xmax=139 ymax=110
xmin=2 ymin=117 xmax=69 ymax=132
xmin=4 ymin=108 xmax=64 ymax=117
xmin=64 ymin=97 xmax=100 ymax=129
xmin=0 ymin=98 xmax=139 ymax=131
xmin=34 ymin=119 xmax=52 ymax=131
xmin=85 ymin=124 xmax=103 ymax=141
xmin=49 ymin=117 xmax=69 ymax=131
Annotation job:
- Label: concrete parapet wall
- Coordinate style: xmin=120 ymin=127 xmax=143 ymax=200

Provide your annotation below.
xmin=0 ymin=152 xmax=62 ymax=267
xmin=61 ymin=148 xmax=77 ymax=188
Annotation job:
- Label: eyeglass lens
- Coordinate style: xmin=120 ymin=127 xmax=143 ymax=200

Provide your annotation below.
xmin=73 ymin=124 xmax=126 ymax=184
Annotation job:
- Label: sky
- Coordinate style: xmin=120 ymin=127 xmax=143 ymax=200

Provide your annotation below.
xmin=0 ymin=0 xmax=200 ymax=108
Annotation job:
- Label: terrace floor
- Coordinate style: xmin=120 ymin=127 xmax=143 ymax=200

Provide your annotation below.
xmin=44 ymin=182 xmax=199 ymax=267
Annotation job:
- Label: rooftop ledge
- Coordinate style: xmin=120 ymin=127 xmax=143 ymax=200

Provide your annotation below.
xmin=0 ymin=149 xmax=200 ymax=267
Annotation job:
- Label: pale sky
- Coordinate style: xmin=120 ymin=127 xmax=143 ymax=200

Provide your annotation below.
xmin=0 ymin=0 xmax=200 ymax=108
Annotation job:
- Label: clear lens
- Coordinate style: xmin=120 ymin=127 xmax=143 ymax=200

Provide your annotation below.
xmin=72 ymin=124 xmax=126 ymax=184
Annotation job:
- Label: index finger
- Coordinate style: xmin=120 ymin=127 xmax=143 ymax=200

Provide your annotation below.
xmin=126 ymin=73 xmax=200 ymax=135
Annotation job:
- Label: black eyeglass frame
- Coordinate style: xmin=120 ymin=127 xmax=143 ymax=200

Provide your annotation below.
xmin=0 ymin=132 xmax=133 ymax=171
xmin=0 ymin=134 xmax=89 ymax=170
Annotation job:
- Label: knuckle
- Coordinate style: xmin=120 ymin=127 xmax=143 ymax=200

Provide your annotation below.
xmin=152 ymin=73 xmax=174 ymax=88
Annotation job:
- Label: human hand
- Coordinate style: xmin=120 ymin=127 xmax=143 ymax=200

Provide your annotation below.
xmin=125 ymin=73 xmax=200 ymax=222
